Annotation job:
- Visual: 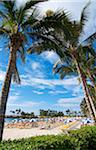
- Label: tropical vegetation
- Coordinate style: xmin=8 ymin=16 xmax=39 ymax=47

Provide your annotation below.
xmin=10 ymin=109 xmax=35 ymax=118
xmin=27 ymin=2 xmax=96 ymax=120
xmin=1 ymin=126 xmax=96 ymax=150
xmin=40 ymin=109 xmax=64 ymax=117
xmin=0 ymin=0 xmax=96 ymax=142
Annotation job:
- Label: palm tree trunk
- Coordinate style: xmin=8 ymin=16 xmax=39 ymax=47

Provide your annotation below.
xmin=0 ymin=47 xmax=16 ymax=141
xmin=74 ymin=58 xmax=95 ymax=120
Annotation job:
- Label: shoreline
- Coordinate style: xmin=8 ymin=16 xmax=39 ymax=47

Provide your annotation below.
xmin=3 ymin=126 xmax=63 ymax=140
xmin=3 ymin=120 xmax=81 ymax=140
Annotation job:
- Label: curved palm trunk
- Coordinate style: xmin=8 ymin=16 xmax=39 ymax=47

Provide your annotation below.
xmin=74 ymin=59 xmax=95 ymax=120
xmin=0 ymin=47 xmax=16 ymax=141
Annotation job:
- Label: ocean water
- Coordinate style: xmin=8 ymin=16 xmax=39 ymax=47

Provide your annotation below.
xmin=4 ymin=117 xmax=54 ymax=123
xmin=5 ymin=118 xmax=19 ymax=123
xmin=4 ymin=118 xmax=37 ymax=123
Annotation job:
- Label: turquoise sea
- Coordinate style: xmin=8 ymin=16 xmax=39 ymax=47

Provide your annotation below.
xmin=5 ymin=118 xmax=19 ymax=123
xmin=5 ymin=117 xmax=50 ymax=123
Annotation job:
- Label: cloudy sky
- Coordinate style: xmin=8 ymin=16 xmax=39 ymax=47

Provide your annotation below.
xmin=0 ymin=0 xmax=96 ymax=115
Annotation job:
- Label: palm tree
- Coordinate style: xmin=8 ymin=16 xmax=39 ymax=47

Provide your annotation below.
xmin=77 ymin=47 xmax=96 ymax=117
xmin=0 ymin=0 xmax=48 ymax=141
xmin=80 ymin=98 xmax=89 ymax=117
xmin=66 ymin=109 xmax=71 ymax=117
xmin=27 ymin=4 xmax=96 ymax=119
xmin=53 ymin=57 xmax=95 ymax=119
xmin=53 ymin=45 xmax=96 ymax=119
xmin=10 ymin=110 xmax=15 ymax=115
xmin=50 ymin=4 xmax=96 ymax=119
xmin=31 ymin=3 xmax=96 ymax=120
xmin=15 ymin=109 xmax=21 ymax=116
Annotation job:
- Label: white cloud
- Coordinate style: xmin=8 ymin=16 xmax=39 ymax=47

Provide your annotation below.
xmin=33 ymin=91 xmax=44 ymax=95
xmin=31 ymin=62 xmax=40 ymax=70
xmin=7 ymin=100 xmax=45 ymax=108
xmin=25 ymin=59 xmax=45 ymax=79
xmin=16 ymin=0 xmax=28 ymax=7
xmin=21 ymin=75 xmax=79 ymax=90
xmin=53 ymin=96 xmax=83 ymax=111
xmin=55 ymin=96 xmax=83 ymax=107
xmin=0 ymin=70 xmax=5 ymax=82
xmin=8 ymin=92 xmax=21 ymax=103
xmin=41 ymin=51 xmax=59 ymax=64
xmin=6 ymin=91 xmax=45 ymax=114
xmin=39 ymin=0 xmax=89 ymax=20
xmin=49 ymin=90 xmax=68 ymax=95
xmin=58 ymin=97 xmax=83 ymax=104
xmin=71 ymin=86 xmax=83 ymax=97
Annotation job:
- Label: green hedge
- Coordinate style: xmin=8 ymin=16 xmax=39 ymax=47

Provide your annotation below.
xmin=69 ymin=126 xmax=96 ymax=150
xmin=0 ymin=126 xmax=96 ymax=150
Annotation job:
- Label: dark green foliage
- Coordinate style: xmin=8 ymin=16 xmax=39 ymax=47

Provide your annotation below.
xmin=1 ymin=126 xmax=96 ymax=150
xmin=39 ymin=109 xmax=64 ymax=117
xmin=0 ymin=135 xmax=77 ymax=150
xmin=69 ymin=126 xmax=96 ymax=150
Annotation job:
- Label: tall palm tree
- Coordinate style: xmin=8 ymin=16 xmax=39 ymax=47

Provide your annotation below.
xmin=0 ymin=0 xmax=48 ymax=141
xmin=53 ymin=45 xmax=96 ymax=118
xmin=28 ymin=4 xmax=96 ymax=120
xmin=53 ymin=57 xmax=95 ymax=120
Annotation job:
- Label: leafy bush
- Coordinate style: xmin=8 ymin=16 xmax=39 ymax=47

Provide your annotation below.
xmin=0 ymin=135 xmax=77 ymax=150
xmin=0 ymin=126 xmax=96 ymax=150
xmin=69 ymin=126 xmax=96 ymax=150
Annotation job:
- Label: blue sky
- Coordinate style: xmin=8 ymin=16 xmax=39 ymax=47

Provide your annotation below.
xmin=0 ymin=0 xmax=96 ymax=115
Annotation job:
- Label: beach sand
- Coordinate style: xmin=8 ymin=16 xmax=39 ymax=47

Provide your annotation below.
xmin=3 ymin=126 xmax=63 ymax=140
xmin=3 ymin=120 xmax=81 ymax=140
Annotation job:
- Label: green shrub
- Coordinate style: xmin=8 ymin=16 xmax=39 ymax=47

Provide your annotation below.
xmin=0 ymin=126 xmax=96 ymax=150
xmin=0 ymin=135 xmax=77 ymax=150
xmin=69 ymin=126 xmax=96 ymax=150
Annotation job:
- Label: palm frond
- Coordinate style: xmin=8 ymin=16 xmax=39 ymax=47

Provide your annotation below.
xmin=28 ymin=32 xmax=66 ymax=58
xmin=17 ymin=0 xmax=47 ymax=26
xmin=29 ymin=32 xmax=60 ymax=47
xmin=23 ymin=0 xmax=47 ymax=11
xmin=77 ymin=45 xmax=96 ymax=59
xmin=53 ymin=59 xmax=77 ymax=79
xmin=0 ymin=10 xmax=8 ymax=20
xmin=83 ymin=32 xmax=96 ymax=44
xmin=0 ymin=27 xmax=10 ymax=35
xmin=21 ymin=12 xmax=38 ymax=28
xmin=3 ymin=1 xmax=15 ymax=10
xmin=86 ymin=56 xmax=95 ymax=67
xmin=41 ymin=11 xmax=72 ymax=41
xmin=79 ymin=2 xmax=90 ymax=32
xmin=3 ymin=1 xmax=16 ymax=22
xmin=83 ymin=46 xmax=96 ymax=57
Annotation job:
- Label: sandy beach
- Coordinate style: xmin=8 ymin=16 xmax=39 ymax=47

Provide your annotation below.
xmin=3 ymin=120 xmax=81 ymax=140
xmin=3 ymin=126 xmax=63 ymax=140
